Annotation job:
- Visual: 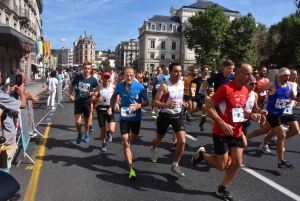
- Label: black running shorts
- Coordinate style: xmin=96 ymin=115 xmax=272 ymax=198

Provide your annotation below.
xmin=74 ymin=102 xmax=91 ymax=118
xmin=120 ymin=120 xmax=141 ymax=135
xmin=281 ymin=114 xmax=297 ymax=125
xmin=96 ymin=107 xmax=115 ymax=128
xmin=266 ymin=113 xmax=282 ymax=128
xmin=213 ymin=133 xmax=245 ymax=155
xmin=156 ymin=112 xmax=185 ymax=135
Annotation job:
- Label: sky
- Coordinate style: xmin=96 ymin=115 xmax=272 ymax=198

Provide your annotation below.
xmin=42 ymin=0 xmax=297 ymax=51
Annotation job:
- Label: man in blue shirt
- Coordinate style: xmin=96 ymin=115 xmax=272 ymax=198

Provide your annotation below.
xmin=108 ymin=67 xmax=149 ymax=180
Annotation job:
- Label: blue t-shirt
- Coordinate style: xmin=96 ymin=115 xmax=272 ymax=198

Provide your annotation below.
xmin=207 ymin=72 xmax=235 ymax=92
xmin=163 ymin=73 xmax=170 ymax=81
xmin=114 ymin=80 xmax=147 ymax=121
xmin=72 ymin=75 xmax=98 ymax=104
xmin=267 ymin=81 xmax=290 ymax=116
xmin=57 ymin=74 xmax=63 ymax=82
xmin=151 ymin=74 xmax=165 ymax=92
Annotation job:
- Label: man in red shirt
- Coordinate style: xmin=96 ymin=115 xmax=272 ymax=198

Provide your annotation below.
xmin=254 ymin=66 xmax=269 ymax=127
xmin=191 ymin=62 xmax=261 ymax=201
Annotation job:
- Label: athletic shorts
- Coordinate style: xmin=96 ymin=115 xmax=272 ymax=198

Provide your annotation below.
xmin=281 ymin=114 xmax=297 ymax=125
xmin=183 ymin=95 xmax=191 ymax=101
xmin=266 ymin=113 xmax=282 ymax=128
xmin=120 ymin=120 xmax=141 ymax=135
xmin=242 ymin=120 xmax=251 ymax=135
xmin=213 ymin=133 xmax=245 ymax=155
xmin=152 ymin=90 xmax=157 ymax=100
xmin=157 ymin=112 xmax=185 ymax=135
xmin=74 ymin=102 xmax=91 ymax=118
xmin=195 ymin=96 xmax=206 ymax=109
xmin=96 ymin=107 xmax=115 ymax=127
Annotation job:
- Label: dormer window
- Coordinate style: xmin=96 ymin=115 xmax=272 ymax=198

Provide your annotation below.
xmin=151 ymin=24 xmax=155 ymax=30
xmin=162 ymin=26 xmax=166 ymax=31
xmin=172 ymin=25 xmax=177 ymax=32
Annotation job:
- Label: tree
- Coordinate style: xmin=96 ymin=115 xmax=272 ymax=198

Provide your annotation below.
xmin=107 ymin=49 xmax=112 ymax=54
xmin=295 ymin=0 xmax=300 ymax=9
xmin=132 ymin=56 xmax=138 ymax=70
xmin=252 ymin=23 xmax=269 ymax=66
xmin=100 ymin=60 xmax=110 ymax=71
xmin=184 ymin=5 xmax=229 ymax=67
xmin=221 ymin=13 xmax=257 ymax=66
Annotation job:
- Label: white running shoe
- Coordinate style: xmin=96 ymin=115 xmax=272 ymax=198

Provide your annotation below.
xmin=150 ymin=146 xmax=157 ymax=162
xmin=259 ymin=143 xmax=272 ymax=154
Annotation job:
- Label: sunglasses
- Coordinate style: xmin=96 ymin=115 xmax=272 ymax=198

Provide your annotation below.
xmin=103 ymin=76 xmax=110 ymax=79
xmin=250 ymin=83 xmax=257 ymax=85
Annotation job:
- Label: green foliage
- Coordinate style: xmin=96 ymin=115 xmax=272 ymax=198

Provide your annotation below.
xmin=184 ymin=5 xmax=229 ymax=67
xmin=295 ymin=0 xmax=300 ymax=9
xmin=133 ymin=56 xmax=138 ymax=70
xmin=100 ymin=60 xmax=110 ymax=71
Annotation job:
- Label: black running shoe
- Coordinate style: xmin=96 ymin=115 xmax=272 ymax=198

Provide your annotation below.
xmin=198 ymin=116 xmax=206 ymax=132
xmin=216 ymin=186 xmax=234 ymax=201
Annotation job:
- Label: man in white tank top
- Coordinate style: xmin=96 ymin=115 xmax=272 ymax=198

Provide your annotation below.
xmin=149 ymin=63 xmax=188 ymax=177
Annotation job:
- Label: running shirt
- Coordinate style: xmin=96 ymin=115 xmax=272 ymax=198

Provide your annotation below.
xmin=267 ymin=81 xmax=290 ymax=116
xmin=151 ymin=74 xmax=165 ymax=92
xmin=207 ymin=72 xmax=235 ymax=92
xmin=255 ymin=77 xmax=269 ymax=101
xmin=137 ymin=73 xmax=143 ymax=83
xmin=113 ymin=80 xmax=147 ymax=121
xmin=212 ymin=81 xmax=249 ymax=137
xmin=184 ymin=76 xmax=195 ymax=96
xmin=245 ymin=91 xmax=255 ymax=113
xmin=283 ymin=82 xmax=297 ymax=115
xmin=163 ymin=73 xmax=170 ymax=81
xmin=143 ymin=75 xmax=150 ymax=87
xmin=97 ymin=83 xmax=114 ymax=106
xmin=92 ymin=74 xmax=99 ymax=82
xmin=72 ymin=75 xmax=98 ymax=104
xmin=190 ymin=76 xmax=211 ymax=99
xmin=160 ymin=80 xmax=184 ymax=114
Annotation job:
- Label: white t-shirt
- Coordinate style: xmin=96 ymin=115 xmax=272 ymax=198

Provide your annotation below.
xmin=47 ymin=77 xmax=58 ymax=91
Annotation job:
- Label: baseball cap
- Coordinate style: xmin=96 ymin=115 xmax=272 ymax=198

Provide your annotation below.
xmin=92 ymin=64 xmax=97 ymax=69
xmin=102 ymin=71 xmax=111 ymax=77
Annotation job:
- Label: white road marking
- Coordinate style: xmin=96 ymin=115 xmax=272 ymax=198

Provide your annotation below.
xmin=141 ymin=109 xmax=146 ymax=112
xmin=241 ymin=165 xmax=300 ymax=201
xmin=186 ymin=134 xmax=197 ymax=141
xmin=152 ymin=116 xmax=157 ymax=119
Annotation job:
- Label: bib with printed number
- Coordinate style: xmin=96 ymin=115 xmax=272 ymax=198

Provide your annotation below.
xmin=275 ymin=99 xmax=289 ymax=109
xmin=232 ymin=108 xmax=247 ymax=122
xmin=260 ymin=90 xmax=267 ymax=96
xmin=284 ymin=107 xmax=292 ymax=114
xmin=121 ymin=107 xmax=136 ymax=118
xmin=143 ymin=82 xmax=148 ymax=87
xmin=155 ymin=84 xmax=160 ymax=89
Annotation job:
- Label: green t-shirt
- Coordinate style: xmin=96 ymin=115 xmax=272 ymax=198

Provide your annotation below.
xmin=72 ymin=75 xmax=98 ymax=104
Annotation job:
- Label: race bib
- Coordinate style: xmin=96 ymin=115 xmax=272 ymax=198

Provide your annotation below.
xmin=121 ymin=107 xmax=136 ymax=118
xmin=155 ymin=84 xmax=160 ymax=89
xmin=232 ymin=108 xmax=247 ymax=123
xmin=284 ymin=107 xmax=292 ymax=114
xmin=275 ymin=99 xmax=289 ymax=109
xmin=78 ymin=82 xmax=91 ymax=94
xmin=260 ymin=90 xmax=267 ymax=96
xmin=143 ymin=82 xmax=148 ymax=87
xmin=199 ymin=87 xmax=204 ymax=93
xmin=191 ymin=87 xmax=196 ymax=97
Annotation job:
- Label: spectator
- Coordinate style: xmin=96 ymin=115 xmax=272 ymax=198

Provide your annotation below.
xmin=46 ymin=71 xmax=58 ymax=109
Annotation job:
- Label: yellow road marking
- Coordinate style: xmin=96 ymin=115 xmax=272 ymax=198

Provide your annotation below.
xmin=24 ymin=122 xmax=52 ymax=201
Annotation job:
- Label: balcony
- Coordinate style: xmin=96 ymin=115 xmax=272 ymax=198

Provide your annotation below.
xmin=19 ymin=9 xmax=30 ymax=22
xmin=13 ymin=4 xmax=19 ymax=15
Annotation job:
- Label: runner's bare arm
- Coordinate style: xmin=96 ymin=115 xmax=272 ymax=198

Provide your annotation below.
xmin=202 ymin=80 xmax=209 ymax=100
xmin=152 ymin=81 xmax=174 ymax=109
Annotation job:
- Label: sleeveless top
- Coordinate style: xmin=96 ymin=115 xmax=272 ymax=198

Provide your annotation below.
xmin=245 ymin=91 xmax=255 ymax=113
xmin=160 ymin=80 xmax=184 ymax=114
xmin=97 ymin=83 xmax=114 ymax=106
xmin=267 ymin=81 xmax=290 ymax=116
xmin=283 ymin=82 xmax=297 ymax=115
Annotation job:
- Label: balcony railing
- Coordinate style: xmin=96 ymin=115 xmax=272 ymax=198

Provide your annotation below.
xmin=19 ymin=8 xmax=30 ymax=21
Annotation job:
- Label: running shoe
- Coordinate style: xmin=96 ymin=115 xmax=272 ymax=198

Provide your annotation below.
xmin=186 ymin=120 xmax=192 ymax=125
xmin=216 ymin=186 xmax=234 ymax=201
xmin=274 ymin=137 xmax=285 ymax=152
xmin=171 ymin=165 xmax=185 ymax=177
xmin=191 ymin=147 xmax=205 ymax=166
xmin=129 ymin=168 xmax=136 ymax=180
xmin=76 ymin=133 xmax=83 ymax=144
xmin=150 ymin=146 xmax=157 ymax=162
xmin=278 ymin=160 xmax=294 ymax=169
xmin=259 ymin=143 xmax=272 ymax=154
xmin=83 ymin=134 xmax=90 ymax=143
xmin=107 ymin=133 xmax=112 ymax=143
xmin=171 ymin=142 xmax=177 ymax=152
xmin=198 ymin=116 xmax=206 ymax=132
xmin=101 ymin=143 xmax=107 ymax=152
xmin=151 ymin=109 xmax=155 ymax=114
xmin=89 ymin=125 xmax=94 ymax=133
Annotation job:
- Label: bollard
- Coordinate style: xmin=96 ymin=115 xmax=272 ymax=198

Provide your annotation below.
xmin=0 ymin=136 xmax=8 ymax=173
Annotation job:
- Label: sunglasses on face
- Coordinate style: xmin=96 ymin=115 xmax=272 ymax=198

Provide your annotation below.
xmin=104 ymin=76 xmax=110 ymax=79
xmin=250 ymin=83 xmax=257 ymax=86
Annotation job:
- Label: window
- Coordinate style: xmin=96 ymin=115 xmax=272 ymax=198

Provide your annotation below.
xmin=162 ymin=26 xmax=166 ymax=31
xmin=161 ymin=54 xmax=165 ymax=59
xmin=161 ymin=41 xmax=165 ymax=49
xmin=161 ymin=64 xmax=165 ymax=68
xmin=150 ymin=53 xmax=154 ymax=59
xmin=173 ymin=26 xmax=176 ymax=32
xmin=172 ymin=55 xmax=175 ymax=60
xmin=151 ymin=40 xmax=155 ymax=49
xmin=85 ymin=45 xmax=87 ymax=48
xmin=151 ymin=25 xmax=155 ymax=30
xmin=172 ymin=42 xmax=176 ymax=50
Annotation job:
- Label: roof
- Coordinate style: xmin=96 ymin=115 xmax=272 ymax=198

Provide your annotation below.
xmin=184 ymin=0 xmax=240 ymax=14
xmin=148 ymin=15 xmax=181 ymax=23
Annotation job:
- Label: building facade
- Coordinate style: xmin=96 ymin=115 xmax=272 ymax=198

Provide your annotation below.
xmin=73 ymin=33 xmax=96 ymax=67
xmin=115 ymin=39 xmax=138 ymax=70
xmin=57 ymin=47 xmax=73 ymax=69
xmin=0 ymin=0 xmax=43 ymax=81
xmin=138 ymin=0 xmax=241 ymax=72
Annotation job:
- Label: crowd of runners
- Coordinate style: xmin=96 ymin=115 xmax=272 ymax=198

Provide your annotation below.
xmin=67 ymin=61 xmax=300 ymax=201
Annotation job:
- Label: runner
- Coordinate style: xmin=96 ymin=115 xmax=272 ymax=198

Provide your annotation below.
xmin=254 ymin=67 xmax=299 ymax=168
xmin=91 ymin=71 xmax=118 ymax=152
xmin=137 ymin=69 xmax=144 ymax=83
xmin=149 ymin=63 xmax=188 ymax=177
xmin=254 ymin=66 xmax=269 ymax=128
xmin=183 ymin=68 xmax=197 ymax=125
xmin=150 ymin=66 xmax=164 ymax=114
xmin=108 ymin=67 xmax=149 ymax=179
xmin=142 ymin=71 xmax=151 ymax=94
xmin=199 ymin=60 xmax=235 ymax=130
xmin=191 ymin=62 xmax=260 ymax=201
xmin=69 ymin=62 xmax=98 ymax=144
xmin=89 ymin=64 xmax=99 ymax=133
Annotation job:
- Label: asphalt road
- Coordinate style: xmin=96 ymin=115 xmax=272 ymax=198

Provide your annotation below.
xmin=11 ymin=94 xmax=300 ymax=201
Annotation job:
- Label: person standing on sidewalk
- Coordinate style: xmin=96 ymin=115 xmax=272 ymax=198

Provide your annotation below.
xmin=69 ymin=62 xmax=98 ymax=144
xmin=149 ymin=63 xmax=188 ymax=177
xmin=46 ymin=71 xmax=58 ymax=109
xmin=191 ymin=62 xmax=260 ymax=201
xmin=108 ymin=67 xmax=149 ymax=180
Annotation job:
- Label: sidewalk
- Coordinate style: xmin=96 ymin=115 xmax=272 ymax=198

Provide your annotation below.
xmin=25 ymin=79 xmax=46 ymax=96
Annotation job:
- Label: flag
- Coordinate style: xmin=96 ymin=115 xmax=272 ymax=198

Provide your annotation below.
xmin=43 ymin=41 xmax=51 ymax=56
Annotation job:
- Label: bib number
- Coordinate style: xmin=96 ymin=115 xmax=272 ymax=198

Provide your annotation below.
xmin=284 ymin=108 xmax=292 ymax=114
xmin=260 ymin=90 xmax=267 ymax=96
xmin=121 ymin=107 xmax=136 ymax=118
xmin=155 ymin=84 xmax=160 ymax=89
xmin=191 ymin=87 xmax=196 ymax=97
xmin=232 ymin=108 xmax=247 ymax=123
xmin=199 ymin=87 xmax=204 ymax=93
xmin=275 ymin=99 xmax=289 ymax=109
xmin=143 ymin=82 xmax=148 ymax=87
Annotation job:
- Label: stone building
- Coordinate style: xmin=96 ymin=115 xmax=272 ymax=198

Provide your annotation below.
xmin=73 ymin=32 xmax=96 ymax=67
xmin=115 ymin=39 xmax=138 ymax=70
xmin=57 ymin=47 xmax=73 ymax=70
